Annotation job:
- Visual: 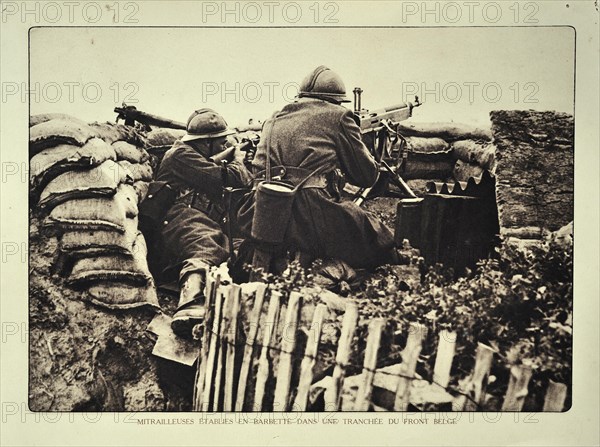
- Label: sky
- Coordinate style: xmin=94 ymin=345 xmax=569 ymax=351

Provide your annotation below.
xmin=29 ymin=27 xmax=575 ymax=127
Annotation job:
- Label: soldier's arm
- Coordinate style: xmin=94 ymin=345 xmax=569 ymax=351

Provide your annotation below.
xmin=168 ymin=146 xmax=241 ymax=198
xmin=225 ymin=157 xmax=254 ymax=187
xmin=336 ymin=110 xmax=379 ymax=187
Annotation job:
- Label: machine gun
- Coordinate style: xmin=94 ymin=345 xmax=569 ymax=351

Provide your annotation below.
xmin=351 ymin=88 xmax=421 ymax=204
xmin=114 ymin=103 xmax=187 ymax=130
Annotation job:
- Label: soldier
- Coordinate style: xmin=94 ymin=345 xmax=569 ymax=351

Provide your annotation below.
xmin=237 ymin=65 xmax=397 ymax=272
xmin=155 ymin=108 xmax=252 ymax=336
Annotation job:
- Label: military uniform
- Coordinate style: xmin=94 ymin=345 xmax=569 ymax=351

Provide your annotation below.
xmin=238 ymin=97 xmax=396 ymax=269
xmin=155 ymin=139 xmax=252 ymax=282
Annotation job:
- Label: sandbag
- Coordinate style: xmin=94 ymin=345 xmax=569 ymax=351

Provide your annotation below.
xmin=145 ymin=128 xmax=185 ymax=147
xmin=30 ymin=113 xmax=87 ymax=128
xmin=404 ymin=136 xmax=450 ymax=153
xmin=30 ymin=138 xmax=117 ymax=191
xmin=45 ymin=184 xmax=138 ymax=232
xmin=60 ymin=216 xmax=138 ymax=257
xmin=397 ymin=122 xmax=492 ymax=141
xmin=38 ymin=160 xmax=131 ymax=210
xmin=67 ymin=232 xmax=152 ymax=286
xmin=85 ymin=281 xmax=160 ymax=310
xmin=451 ymin=140 xmax=496 ymax=170
xmin=453 ymin=159 xmax=485 ymax=182
xmin=30 ymin=119 xmax=97 ymax=156
xmin=112 ymin=141 xmax=150 ymax=164
xmin=117 ymin=160 xmax=153 ymax=182
xmin=88 ymin=122 xmax=147 ymax=147
xmin=403 ymin=151 xmax=456 ymax=180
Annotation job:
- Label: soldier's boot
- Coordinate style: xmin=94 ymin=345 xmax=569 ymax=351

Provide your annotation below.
xmin=171 ymin=272 xmax=206 ymax=338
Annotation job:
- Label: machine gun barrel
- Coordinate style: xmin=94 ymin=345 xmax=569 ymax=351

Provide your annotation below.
xmin=358 ymin=100 xmax=421 ymax=132
xmin=114 ymin=104 xmax=186 ymax=129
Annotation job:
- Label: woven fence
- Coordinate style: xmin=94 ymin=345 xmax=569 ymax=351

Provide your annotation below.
xmin=192 ymin=273 xmax=569 ymax=412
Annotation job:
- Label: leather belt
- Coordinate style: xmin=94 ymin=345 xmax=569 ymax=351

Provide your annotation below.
xmin=253 ymin=165 xmax=328 ymax=189
xmin=177 ymin=191 xmax=222 ymax=217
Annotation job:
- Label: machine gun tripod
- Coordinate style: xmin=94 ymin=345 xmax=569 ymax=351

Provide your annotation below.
xmin=351 ymin=87 xmax=422 ymax=205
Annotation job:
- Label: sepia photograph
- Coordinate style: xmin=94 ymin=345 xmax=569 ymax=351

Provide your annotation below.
xmin=1 ymin=1 xmax=598 ymax=446
xmin=26 ymin=24 xmax=576 ymax=413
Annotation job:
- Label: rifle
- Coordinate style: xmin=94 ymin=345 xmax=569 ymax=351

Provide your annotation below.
xmin=351 ymin=88 xmax=421 ymax=204
xmin=114 ymin=103 xmax=186 ymax=129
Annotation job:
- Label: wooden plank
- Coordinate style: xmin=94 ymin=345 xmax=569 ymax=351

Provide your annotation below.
xmin=543 ymin=380 xmax=568 ymax=412
xmin=273 ymin=292 xmax=302 ymax=411
xmin=328 ymin=303 xmax=358 ymax=410
xmin=453 ymin=342 xmax=495 ymax=411
xmin=501 ymin=364 xmax=533 ymax=411
xmin=211 ymin=285 xmax=230 ymax=412
xmin=253 ymin=290 xmax=281 ymax=411
xmin=433 ymin=330 xmax=457 ymax=388
xmin=193 ymin=273 xmax=217 ymax=411
xmin=201 ymin=279 xmax=225 ymax=412
xmin=394 ymin=323 xmax=427 ymax=411
xmin=293 ymin=303 xmax=327 ymax=411
xmin=354 ymin=318 xmax=385 ymax=411
xmin=235 ymin=283 xmax=267 ymax=411
xmin=223 ymin=284 xmax=241 ymax=412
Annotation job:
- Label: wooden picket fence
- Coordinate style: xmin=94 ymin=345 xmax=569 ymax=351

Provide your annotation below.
xmin=192 ymin=274 xmax=569 ymax=412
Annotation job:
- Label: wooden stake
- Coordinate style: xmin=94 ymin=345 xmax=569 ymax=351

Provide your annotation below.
xmin=201 ymin=279 xmax=225 ymax=412
xmin=433 ymin=330 xmax=457 ymax=388
xmin=454 ymin=342 xmax=495 ymax=411
xmin=394 ymin=323 xmax=427 ymax=411
xmin=328 ymin=303 xmax=358 ymax=411
xmin=223 ymin=284 xmax=241 ymax=412
xmin=193 ymin=273 xmax=217 ymax=411
xmin=543 ymin=380 xmax=568 ymax=412
xmin=253 ymin=290 xmax=281 ymax=411
xmin=501 ymin=363 xmax=533 ymax=411
xmin=212 ymin=285 xmax=230 ymax=411
xmin=354 ymin=318 xmax=385 ymax=411
xmin=293 ymin=303 xmax=327 ymax=411
xmin=235 ymin=283 xmax=267 ymax=411
xmin=273 ymin=292 xmax=302 ymax=411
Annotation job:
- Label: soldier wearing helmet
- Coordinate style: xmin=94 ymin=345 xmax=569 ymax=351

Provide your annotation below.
xmin=237 ymin=66 xmax=397 ymax=272
xmin=154 ymin=108 xmax=251 ymax=337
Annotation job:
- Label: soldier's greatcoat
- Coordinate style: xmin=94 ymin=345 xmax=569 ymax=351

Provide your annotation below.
xmin=238 ymin=98 xmax=396 ymax=268
xmin=155 ymin=140 xmax=251 ymax=281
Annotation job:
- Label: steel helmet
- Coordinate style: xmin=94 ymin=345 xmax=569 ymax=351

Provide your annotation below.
xmin=298 ymin=65 xmax=351 ymax=103
xmin=181 ymin=108 xmax=235 ymax=142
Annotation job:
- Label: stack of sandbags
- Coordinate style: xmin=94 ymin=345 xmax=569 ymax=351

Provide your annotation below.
xmin=89 ymin=122 xmax=152 ymax=202
xmin=30 ymin=114 xmax=158 ymax=310
xmin=394 ymin=122 xmax=496 ymax=183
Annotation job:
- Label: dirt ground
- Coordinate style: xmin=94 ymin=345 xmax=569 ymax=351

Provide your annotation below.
xmin=29 ymin=214 xmax=193 ymax=411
